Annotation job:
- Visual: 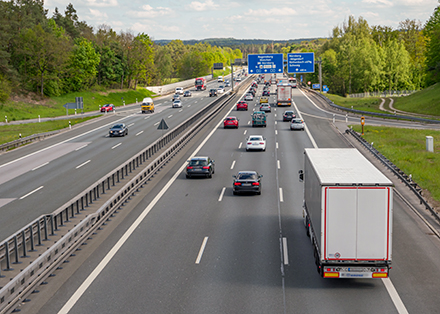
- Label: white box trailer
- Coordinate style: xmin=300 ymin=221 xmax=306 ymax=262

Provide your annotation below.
xmin=299 ymin=148 xmax=393 ymax=278
xmin=276 ymin=83 xmax=292 ymax=106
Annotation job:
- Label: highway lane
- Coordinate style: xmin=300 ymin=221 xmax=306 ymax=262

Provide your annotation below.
xmin=31 ymin=82 xmax=424 ymax=314
xmin=0 ymin=78 xmax=244 ymax=239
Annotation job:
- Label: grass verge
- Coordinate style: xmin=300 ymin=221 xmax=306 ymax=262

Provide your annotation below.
xmin=392 ymin=83 xmax=440 ymax=116
xmin=0 ymin=116 xmax=99 ymax=145
xmin=325 ymin=94 xmax=384 ymax=113
xmin=350 ymin=125 xmax=440 ymax=204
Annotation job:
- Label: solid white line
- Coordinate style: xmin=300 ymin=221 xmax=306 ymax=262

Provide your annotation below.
xmin=32 ymin=162 xmax=49 ymax=171
xmin=154 ymin=121 xmax=160 ymax=126
xmin=277 ymin=160 xmax=280 ymax=169
xmin=382 ymin=278 xmax=409 ymax=314
xmin=276 ymin=142 xmax=279 ymax=149
xmin=283 ymin=237 xmax=289 ymax=265
xmin=19 ymin=186 xmax=44 ymax=200
xmin=292 ymin=102 xmax=318 ymax=149
xmin=248 ymin=121 xmax=250 ymax=125
xmin=279 ymin=187 xmax=284 ymax=202
xmin=195 ymin=237 xmax=209 ymax=264
xmin=111 ymin=143 xmax=122 ymax=149
xmin=167 ymin=115 xmax=173 ymax=118
xmin=127 ymin=123 xmax=134 ymax=127
xmin=58 ymin=83 xmax=244 ymax=314
xmin=275 ymin=130 xmax=278 ymax=135
xmin=135 ymin=131 xmax=144 ymax=136
xmin=218 ymin=187 xmax=226 ymax=201
xmin=230 ymin=160 xmax=236 ymax=170
xmin=76 ymin=160 xmax=91 ymax=169
xmin=238 ymin=142 xmax=242 ymax=149
xmin=75 ymin=144 xmax=88 ymax=151
xmin=243 ymin=130 xmax=247 ymax=135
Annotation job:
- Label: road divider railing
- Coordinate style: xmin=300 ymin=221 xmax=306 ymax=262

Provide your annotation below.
xmin=0 ymin=75 xmax=251 ymax=313
xmin=301 ymin=87 xmax=440 ymax=124
xmin=0 ymin=131 xmax=62 ymax=153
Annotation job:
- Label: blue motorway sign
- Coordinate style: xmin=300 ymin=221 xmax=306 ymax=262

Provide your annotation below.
xmin=323 ymin=85 xmax=329 ymax=92
xmin=248 ymin=54 xmax=284 ymax=74
xmin=312 ymin=83 xmax=320 ymax=89
xmin=287 ymin=52 xmax=315 ymax=73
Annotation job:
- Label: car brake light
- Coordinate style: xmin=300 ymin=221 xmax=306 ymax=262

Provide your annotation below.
xmin=202 ymin=166 xmax=209 ymax=169
xmin=247 ymin=142 xmax=252 ymax=145
xmin=187 ymin=166 xmax=193 ymax=169
xmin=252 ymin=182 xmax=260 ymax=186
xmin=259 ymin=142 xmax=264 ymax=145
xmin=234 ymin=182 xmax=241 ymax=186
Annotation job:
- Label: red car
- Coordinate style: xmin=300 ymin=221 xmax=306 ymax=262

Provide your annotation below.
xmin=224 ymin=116 xmax=239 ymax=129
xmin=236 ymin=101 xmax=248 ymax=111
xmin=101 ymin=104 xmax=115 ymax=112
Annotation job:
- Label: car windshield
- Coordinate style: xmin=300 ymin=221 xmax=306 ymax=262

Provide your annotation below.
xmin=189 ymin=160 xmax=208 ymax=166
xmin=237 ymin=172 xmax=257 ymax=180
xmin=285 ymin=111 xmax=294 ymax=115
xmin=112 ymin=124 xmax=123 ymax=129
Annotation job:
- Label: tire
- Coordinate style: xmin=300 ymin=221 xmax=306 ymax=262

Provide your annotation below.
xmin=186 ymin=174 xmax=191 ymax=179
xmin=208 ymin=171 xmax=212 ymax=178
xmin=233 ymin=191 xmax=238 ymax=195
xmin=256 ymin=190 xmax=261 ymax=195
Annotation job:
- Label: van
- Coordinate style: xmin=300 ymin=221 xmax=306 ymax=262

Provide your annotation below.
xmin=141 ymin=97 xmax=154 ymax=113
xmin=217 ymin=76 xmax=224 ymax=83
xmin=175 ymin=87 xmax=184 ymax=95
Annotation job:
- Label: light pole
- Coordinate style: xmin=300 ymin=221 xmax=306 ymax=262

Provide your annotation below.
xmin=318 ymin=57 xmax=322 ymax=93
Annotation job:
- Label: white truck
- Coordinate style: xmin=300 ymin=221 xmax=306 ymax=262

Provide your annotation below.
xmin=299 ymin=148 xmax=393 ymax=279
xmin=276 ymin=83 xmax=292 ymax=106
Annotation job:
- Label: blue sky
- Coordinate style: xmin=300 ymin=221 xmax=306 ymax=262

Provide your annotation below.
xmin=44 ymin=0 xmax=439 ymax=40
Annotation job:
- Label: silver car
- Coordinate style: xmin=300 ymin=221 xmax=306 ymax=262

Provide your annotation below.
xmin=172 ymin=100 xmax=182 ymax=108
xmin=290 ymin=118 xmax=305 ymax=130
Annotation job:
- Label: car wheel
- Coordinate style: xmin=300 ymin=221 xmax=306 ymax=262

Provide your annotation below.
xmin=208 ymin=172 xmax=212 ymax=178
xmin=256 ymin=190 xmax=261 ymax=195
xmin=186 ymin=174 xmax=191 ymax=179
xmin=233 ymin=191 xmax=238 ymax=195
xmin=263 ymin=147 xmax=266 ymax=151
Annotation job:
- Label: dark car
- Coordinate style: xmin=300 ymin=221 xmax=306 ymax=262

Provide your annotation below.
xmin=283 ymin=110 xmax=296 ymax=121
xmin=186 ymin=156 xmax=215 ymax=178
xmin=209 ymin=89 xmax=217 ymax=97
xmin=183 ymin=91 xmax=192 ymax=97
xmin=171 ymin=94 xmax=181 ymax=101
xmin=262 ymin=90 xmax=270 ymax=97
xmin=109 ymin=123 xmax=128 ymax=137
xmin=248 ymin=89 xmax=256 ymax=96
xmin=100 ymin=103 xmax=115 ymax=112
xmin=233 ymin=171 xmax=262 ymax=195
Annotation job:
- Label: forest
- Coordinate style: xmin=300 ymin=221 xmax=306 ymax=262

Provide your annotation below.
xmin=0 ymin=0 xmax=439 ymax=101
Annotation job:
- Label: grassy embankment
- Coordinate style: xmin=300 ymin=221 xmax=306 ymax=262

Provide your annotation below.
xmin=351 ymin=124 xmax=440 ymax=204
xmin=392 ymin=83 xmax=440 ymax=116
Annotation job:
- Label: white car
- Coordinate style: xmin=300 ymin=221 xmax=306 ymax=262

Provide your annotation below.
xmin=244 ymin=93 xmax=253 ymax=101
xmin=175 ymin=87 xmax=184 ymax=95
xmin=290 ymin=118 xmax=305 ymax=130
xmin=246 ymin=135 xmax=266 ymax=151
xmin=217 ymin=86 xmax=225 ymax=93
xmin=236 ymin=77 xmax=242 ymax=82
xmin=172 ymin=99 xmax=182 ymax=108
xmin=217 ymin=76 xmax=224 ymax=82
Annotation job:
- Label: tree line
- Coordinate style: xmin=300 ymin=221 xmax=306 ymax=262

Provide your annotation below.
xmin=0 ymin=0 xmax=242 ymax=102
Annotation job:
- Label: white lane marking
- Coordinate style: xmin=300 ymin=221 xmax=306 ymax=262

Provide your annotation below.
xmin=75 ymin=144 xmax=88 ymax=151
xmin=154 ymin=121 xmax=160 ymax=126
xmin=279 ymin=187 xmax=284 ymax=202
xmin=167 ymin=115 xmax=173 ymax=118
xmin=135 ymin=131 xmax=144 ymax=136
xmin=276 ymin=142 xmax=279 ymax=149
xmin=195 ymin=101 xmax=198 ymax=104
xmin=274 ymin=114 xmax=277 ymax=117
xmin=32 ymin=162 xmax=49 ymax=171
xmin=244 ymin=130 xmax=247 ymax=135
xmin=188 ymin=105 xmax=191 ymax=107
xmin=195 ymin=237 xmax=209 ymax=264
xmin=275 ymin=130 xmax=278 ymax=135
xmin=76 ymin=160 xmax=91 ymax=169
xmin=277 ymin=160 xmax=281 ymax=169
xmin=0 ymin=115 xmax=134 ymax=170
xmin=382 ymin=278 xmax=409 ymax=314
xmin=179 ymin=109 xmax=183 ymax=112
xmin=20 ymin=186 xmax=44 ymax=200
xmin=144 ymin=116 xmax=150 ymax=120
xmin=238 ymin=142 xmax=242 ymax=149
xmin=127 ymin=123 xmax=134 ymax=127
xmin=59 ymin=83 xmax=245 ymax=314
xmin=283 ymin=237 xmax=289 ymax=265
xmin=230 ymin=160 xmax=236 ymax=170
xmin=274 ymin=108 xmax=277 ymax=111
xmin=248 ymin=121 xmax=250 ymax=125
xmin=292 ymin=101 xmax=318 ymax=148
xmin=218 ymin=187 xmax=226 ymax=202
xmin=111 ymin=143 xmax=122 ymax=149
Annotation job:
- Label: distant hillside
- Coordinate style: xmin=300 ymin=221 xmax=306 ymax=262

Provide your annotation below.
xmin=154 ymin=37 xmax=322 ymax=46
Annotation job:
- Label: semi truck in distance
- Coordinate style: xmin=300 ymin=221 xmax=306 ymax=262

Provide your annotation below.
xmin=276 ymin=82 xmax=292 ymax=106
xmin=299 ymin=148 xmax=393 ymax=278
xmin=195 ymin=77 xmax=207 ymax=90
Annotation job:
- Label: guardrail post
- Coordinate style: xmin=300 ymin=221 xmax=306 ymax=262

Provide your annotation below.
xmin=112 ymin=174 xmax=115 ymax=186
xmin=21 ymin=230 xmax=30 ymax=257
xmin=76 ymin=200 xmax=80 ymax=214
xmin=37 ymin=220 xmax=43 ymax=245
xmin=101 ymin=181 xmax=105 ymax=195
xmin=51 ymin=214 xmax=57 ymax=234
xmin=13 ymin=236 xmax=21 ymax=264
xmin=59 ymin=210 xmax=65 ymax=226
xmin=4 ymin=241 xmax=13 ymax=270
xmin=71 ymin=203 xmax=75 ymax=218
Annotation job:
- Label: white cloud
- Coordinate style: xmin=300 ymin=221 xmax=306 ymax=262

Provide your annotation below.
xmin=362 ymin=0 xmax=394 ymax=8
xmin=88 ymin=8 xmax=108 ymax=18
xmin=83 ymin=0 xmax=118 ymax=8
xmin=244 ymin=7 xmax=297 ymax=17
xmin=361 ymin=11 xmax=380 ymax=18
xmin=127 ymin=5 xmax=173 ymax=19
xmin=187 ymin=0 xmax=219 ymax=12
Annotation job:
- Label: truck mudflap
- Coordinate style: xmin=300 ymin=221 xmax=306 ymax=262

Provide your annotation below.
xmin=322 ymin=266 xmax=390 ymax=278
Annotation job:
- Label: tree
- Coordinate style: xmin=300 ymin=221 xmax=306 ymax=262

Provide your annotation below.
xmin=128 ymin=33 xmax=154 ymax=89
xmin=425 ymin=4 xmax=440 ymax=84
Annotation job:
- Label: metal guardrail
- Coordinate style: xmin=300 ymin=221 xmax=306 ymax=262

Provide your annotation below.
xmin=0 ymin=76 xmax=252 ymax=312
xmin=0 ymin=131 xmax=61 ymax=152
xmin=346 ymin=128 xmax=440 ymax=223
xmin=348 ymin=90 xmax=417 ymax=98
xmin=303 ymin=87 xmax=440 ymax=124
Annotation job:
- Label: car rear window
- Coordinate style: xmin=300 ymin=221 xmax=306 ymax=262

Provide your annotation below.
xmin=249 ymin=137 xmax=262 ymax=141
xmin=189 ymin=160 xmax=208 ymax=166
xmin=238 ymin=173 xmax=257 ymax=180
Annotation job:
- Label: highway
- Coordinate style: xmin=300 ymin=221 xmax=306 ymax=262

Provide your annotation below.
xmin=8 ymin=80 xmax=438 ymax=313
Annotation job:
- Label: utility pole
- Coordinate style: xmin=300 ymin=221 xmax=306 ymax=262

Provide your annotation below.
xmin=318 ymin=57 xmax=322 ymax=93
xmin=231 ymin=62 xmax=234 ymax=92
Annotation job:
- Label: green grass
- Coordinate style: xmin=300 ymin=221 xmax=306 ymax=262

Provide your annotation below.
xmin=393 ymin=83 xmax=440 ymax=116
xmin=350 ymin=125 xmax=440 ymax=203
xmin=0 ymin=116 xmax=99 ymax=145
xmin=0 ymin=88 xmax=155 ymax=122
xmin=325 ymin=94 xmax=384 ymax=113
